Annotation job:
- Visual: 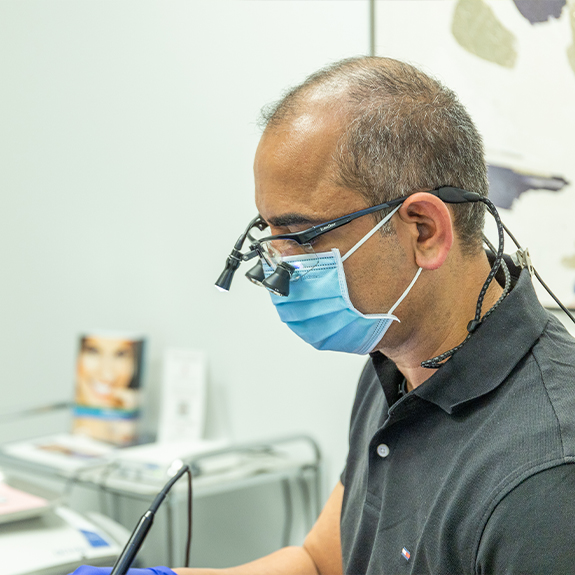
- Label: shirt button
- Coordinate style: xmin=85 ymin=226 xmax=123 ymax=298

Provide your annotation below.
xmin=376 ymin=444 xmax=390 ymax=458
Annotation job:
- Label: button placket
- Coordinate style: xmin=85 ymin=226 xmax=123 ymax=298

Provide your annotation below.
xmin=365 ymin=436 xmax=393 ymax=507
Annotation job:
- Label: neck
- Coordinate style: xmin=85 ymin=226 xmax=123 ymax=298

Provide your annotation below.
xmin=377 ymin=251 xmax=504 ymax=392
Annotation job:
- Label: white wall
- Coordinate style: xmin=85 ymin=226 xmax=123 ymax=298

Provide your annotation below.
xmin=0 ymin=0 xmax=368 ymax=496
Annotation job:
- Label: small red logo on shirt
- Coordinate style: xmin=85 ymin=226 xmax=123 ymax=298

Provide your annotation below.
xmin=402 ymin=547 xmax=411 ymax=561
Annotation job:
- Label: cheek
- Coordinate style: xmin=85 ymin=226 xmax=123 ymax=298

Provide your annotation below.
xmin=78 ymin=355 xmax=99 ymax=378
xmin=112 ymin=358 xmax=135 ymax=386
xmin=342 ymin=238 xmax=406 ymax=313
xmin=342 ymin=255 xmax=380 ymax=312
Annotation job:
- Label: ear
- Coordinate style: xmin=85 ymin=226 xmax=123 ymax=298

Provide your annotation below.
xmin=396 ymin=192 xmax=454 ymax=270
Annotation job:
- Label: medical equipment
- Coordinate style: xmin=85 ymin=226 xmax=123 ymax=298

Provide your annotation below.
xmin=0 ymin=401 xmax=72 ymax=423
xmin=216 ymin=188 xmax=479 ymax=296
xmin=0 ymin=435 xmax=322 ymax=567
xmin=110 ymin=464 xmax=192 ymax=575
xmin=215 ymin=186 xmax=575 ymax=363
xmin=0 ymin=504 xmax=129 ymax=575
xmin=104 ymin=439 xmax=227 ymax=483
xmin=0 ymin=473 xmax=128 ymax=575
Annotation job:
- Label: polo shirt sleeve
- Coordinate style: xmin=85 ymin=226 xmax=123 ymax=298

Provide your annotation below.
xmin=476 ymin=463 xmax=575 ymax=574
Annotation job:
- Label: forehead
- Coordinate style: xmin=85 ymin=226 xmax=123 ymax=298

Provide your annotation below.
xmin=254 ymin=109 xmax=367 ymax=224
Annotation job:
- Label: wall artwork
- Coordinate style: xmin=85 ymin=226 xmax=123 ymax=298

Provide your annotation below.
xmin=376 ymin=0 xmax=575 ymax=305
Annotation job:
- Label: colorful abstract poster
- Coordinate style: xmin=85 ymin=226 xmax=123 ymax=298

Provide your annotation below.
xmin=374 ymin=0 xmax=575 ymax=305
xmin=72 ymin=333 xmax=145 ymax=445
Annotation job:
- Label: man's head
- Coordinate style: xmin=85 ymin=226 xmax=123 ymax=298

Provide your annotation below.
xmin=253 ymin=56 xmax=494 ymax=359
xmin=258 ymin=56 xmax=488 ymax=255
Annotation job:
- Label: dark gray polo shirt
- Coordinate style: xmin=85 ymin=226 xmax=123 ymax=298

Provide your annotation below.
xmin=341 ymin=263 xmax=575 ymax=574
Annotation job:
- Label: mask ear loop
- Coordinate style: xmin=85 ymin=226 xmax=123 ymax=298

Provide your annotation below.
xmin=387 ymin=267 xmax=423 ymax=316
xmin=341 ymin=205 xmax=402 ymax=263
xmin=339 ymin=203 xmax=422 ymax=317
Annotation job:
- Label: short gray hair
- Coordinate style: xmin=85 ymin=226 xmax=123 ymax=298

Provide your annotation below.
xmin=260 ymin=57 xmax=488 ymax=255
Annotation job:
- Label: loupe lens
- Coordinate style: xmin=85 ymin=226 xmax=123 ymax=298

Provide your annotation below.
xmin=259 ymin=239 xmax=318 ymax=281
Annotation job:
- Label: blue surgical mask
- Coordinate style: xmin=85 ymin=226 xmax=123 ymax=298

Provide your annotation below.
xmin=264 ymin=206 xmax=422 ymax=354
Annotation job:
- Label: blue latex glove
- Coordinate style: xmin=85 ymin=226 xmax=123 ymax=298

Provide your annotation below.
xmin=68 ymin=567 xmax=176 ymax=575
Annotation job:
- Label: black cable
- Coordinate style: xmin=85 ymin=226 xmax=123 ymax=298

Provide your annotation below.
xmin=534 ymin=268 xmax=575 ymax=323
xmin=185 ymin=467 xmax=193 ymax=567
xmin=469 ymin=198 xmax=506 ymax=327
xmin=110 ymin=464 xmax=192 ymax=575
xmin=481 ymin=235 xmax=512 ymax=322
xmin=422 ymin=191 xmax=575 ymax=369
xmin=422 ymin=197 xmax=507 ymax=369
xmin=499 ymin=220 xmax=522 ymax=251
xmin=500 ymin=221 xmax=575 ymax=325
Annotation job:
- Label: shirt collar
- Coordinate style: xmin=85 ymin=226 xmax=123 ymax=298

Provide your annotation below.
xmin=371 ymin=261 xmax=550 ymax=414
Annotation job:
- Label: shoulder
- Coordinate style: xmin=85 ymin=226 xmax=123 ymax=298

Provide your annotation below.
xmin=530 ymin=313 xmax=575 ymax=455
xmin=474 ymin=315 xmax=575 ymax=572
xmin=477 ymin=463 xmax=575 ymax=574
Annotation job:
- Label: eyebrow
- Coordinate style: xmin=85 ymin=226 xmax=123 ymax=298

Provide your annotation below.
xmin=266 ymin=213 xmax=326 ymax=228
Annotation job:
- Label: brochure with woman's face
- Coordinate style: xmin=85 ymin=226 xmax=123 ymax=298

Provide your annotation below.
xmin=73 ymin=332 xmax=145 ymax=446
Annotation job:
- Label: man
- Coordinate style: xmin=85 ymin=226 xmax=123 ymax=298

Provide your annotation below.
xmin=73 ymin=56 xmax=575 ymax=575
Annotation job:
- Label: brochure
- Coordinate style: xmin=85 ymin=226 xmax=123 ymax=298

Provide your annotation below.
xmin=72 ymin=332 xmax=145 ymax=445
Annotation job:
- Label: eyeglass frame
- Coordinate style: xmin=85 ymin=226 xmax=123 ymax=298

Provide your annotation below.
xmin=246 ymin=193 xmax=411 ymax=260
xmin=216 ymin=186 xmax=481 ymax=294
